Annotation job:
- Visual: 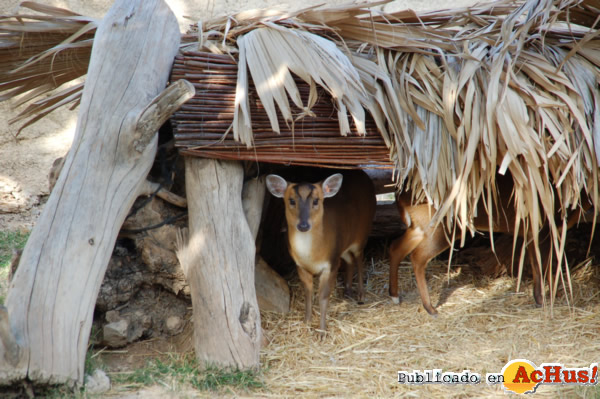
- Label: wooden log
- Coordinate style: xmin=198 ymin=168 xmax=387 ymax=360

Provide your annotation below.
xmin=240 ymin=175 xmax=290 ymax=313
xmin=242 ymin=176 xmax=266 ymax=241
xmin=138 ymin=179 xmax=188 ymax=208
xmin=364 ymin=168 xmax=396 ymax=194
xmin=51 ymin=160 xmax=188 ymax=209
xmin=370 ymin=202 xmax=407 ymax=238
xmin=255 ymin=257 xmax=290 ymax=314
xmin=178 ymin=158 xmax=261 ymax=368
xmin=0 ymin=0 xmax=190 ymax=386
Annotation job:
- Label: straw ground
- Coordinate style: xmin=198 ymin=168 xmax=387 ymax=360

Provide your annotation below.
xmin=85 ymin=233 xmax=600 ymax=398
xmin=255 ymin=251 xmax=600 ymax=398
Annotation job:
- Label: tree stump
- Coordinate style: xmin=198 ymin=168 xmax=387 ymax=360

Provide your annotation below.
xmin=0 ymin=0 xmax=193 ymax=386
xmin=177 ymin=158 xmax=261 ymax=368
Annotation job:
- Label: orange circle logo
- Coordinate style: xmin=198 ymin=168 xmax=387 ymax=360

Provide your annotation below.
xmin=502 ymin=359 xmax=540 ymax=394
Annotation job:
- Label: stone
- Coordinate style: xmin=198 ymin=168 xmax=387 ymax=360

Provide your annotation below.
xmin=105 ymin=310 xmax=122 ymax=323
xmin=103 ymin=319 xmax=129 ymax=348
xmin=165 ymin=315 xmax=183 ymax=335
xmin=85 ymin=369 xmax=111 ymax=394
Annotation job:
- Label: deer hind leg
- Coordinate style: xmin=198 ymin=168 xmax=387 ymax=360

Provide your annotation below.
xmin=410 ymin=226 xmax=451 ymax=316
xmin=341 ymin=246 xmax=366 ymax=304
xmin=342 ymin=257 xmax=354 ymax=299
xmin=343 ymin=250 xmax=366 ymax=304
xmin=297 ymin=266 xmax=314 ymax=323
xmin=526 ymin=233 xmax=553 ymax=307
xmin=354 ymin=251 xmax=366 ymax=304
xmin=526 ymin=244 xmax=544 ymax=307
xmin=389 ymin=226 xmax=425 ymax=303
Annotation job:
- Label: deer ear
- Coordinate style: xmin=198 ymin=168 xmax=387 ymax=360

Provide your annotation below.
xmin=266 ymin=174 xmax=288 ymax=198
xmin=322 ymin=173 xmax=343 ymax=198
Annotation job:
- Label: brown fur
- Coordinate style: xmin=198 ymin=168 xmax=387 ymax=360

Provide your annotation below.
xmin=267 ymin=170 xmax=376 ymax=335
xmin=389 ymin=174 xmax=594 ymax=315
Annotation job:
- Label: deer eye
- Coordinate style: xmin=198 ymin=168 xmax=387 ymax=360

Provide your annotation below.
xmin=313 ymin=198 xmax=319 ymax=206
xmin=289 ymin=198 xmax=296 ymax=207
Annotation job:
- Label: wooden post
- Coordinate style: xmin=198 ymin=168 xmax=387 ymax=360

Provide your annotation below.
xmin=242 ymin=176 xmax=266 ymax=241
xmin=178 ymin=158 xmax=261 ymax=368
xmin=241 ymin=176 xmax=291 ymax=314
xmin=0 ymin=0 xmax=191 ymax=386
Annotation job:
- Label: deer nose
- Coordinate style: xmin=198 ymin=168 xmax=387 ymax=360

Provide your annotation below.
xmin=297 ymin=222 xmax=310 ymax=232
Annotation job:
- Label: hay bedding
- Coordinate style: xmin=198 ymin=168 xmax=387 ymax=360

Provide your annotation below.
xmin=255 ymin=254 xmax=600 ymax=398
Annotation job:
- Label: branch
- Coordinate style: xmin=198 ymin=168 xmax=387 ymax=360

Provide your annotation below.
xmin=133 ymin=79 xmax=196 ymax=153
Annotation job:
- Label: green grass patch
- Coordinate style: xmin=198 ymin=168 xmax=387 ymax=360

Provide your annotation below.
xmin=85 ymin=343 xmax=103 ymax=376
xmin=0 ymin=230 xmax=29 ymax=268
xmin=0 ymin=230 xmax=29 ymax=304
xmin=198 ymin=364 xmax=265 ymax=391
xmin=112 ymin=353 xmax=264 ymax=393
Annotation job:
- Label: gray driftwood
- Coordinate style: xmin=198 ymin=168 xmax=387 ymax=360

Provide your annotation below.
xmin=177 ymin=158 xmax=261 ymax=368
xmin=255 ymin=257 xmax=290 ymax=313
xmin=0 ymin=0 xmax=193 ymax=386
xmin=242 ymin=176 xmax=266 ymax=241
xmin=242 ymin=176 xmax=290 ymax=313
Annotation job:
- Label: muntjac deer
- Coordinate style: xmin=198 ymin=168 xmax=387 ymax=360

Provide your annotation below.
xmin=389 ymin=174 xmax=594 ymax=315
xmin=266 ymin=170 xmax=376 ymax=335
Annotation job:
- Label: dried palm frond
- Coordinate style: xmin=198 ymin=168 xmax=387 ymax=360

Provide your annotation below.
xmin=0 ymin=1 xmax=97 ymax=133
xmin=183 ymin=0 xmax=600 ymax=305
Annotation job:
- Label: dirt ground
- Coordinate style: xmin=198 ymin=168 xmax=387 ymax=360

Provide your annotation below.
xmin=3 ymin=0 xmax=600 ymax=398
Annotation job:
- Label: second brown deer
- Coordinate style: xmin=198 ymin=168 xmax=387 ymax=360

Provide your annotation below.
xmin=266 ymin=170 xmax=376 ymax=335
xmin=389 ymin=173 xmax=593 ymax=315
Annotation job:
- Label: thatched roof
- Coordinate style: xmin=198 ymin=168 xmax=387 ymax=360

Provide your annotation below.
xmin=170 ymin=50 xmax=392 ymax=168
xmin=1 ymin=0 xmax=599 ymax=301
xmin=0 ymin=2 xmax=95 ymax=129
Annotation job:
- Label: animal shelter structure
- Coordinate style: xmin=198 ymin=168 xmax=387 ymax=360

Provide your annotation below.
xmin=0 ymin=0 xmax=598 ymax=388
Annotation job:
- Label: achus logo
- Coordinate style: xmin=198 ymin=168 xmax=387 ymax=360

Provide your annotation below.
xmin=486 ymin=359 xmax=598 ymax=394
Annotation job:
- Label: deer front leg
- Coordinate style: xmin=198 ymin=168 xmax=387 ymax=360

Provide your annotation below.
xmin=351 ymin=252 xmax=366 ymax=304
xmin=297 ymin=266 xmax=314 ymax=324
xmin=317 ymin=264 xmax=336 ymax=338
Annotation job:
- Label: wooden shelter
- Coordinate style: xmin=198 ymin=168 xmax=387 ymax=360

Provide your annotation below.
xmin=0 ymin=0 xmax=599 ymax=389
xmin=171 ymin=51 xmax=391 ymax=168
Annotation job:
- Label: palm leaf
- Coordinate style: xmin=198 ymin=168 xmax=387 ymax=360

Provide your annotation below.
xmin=0 ymin=2 xmax=97 ymax=134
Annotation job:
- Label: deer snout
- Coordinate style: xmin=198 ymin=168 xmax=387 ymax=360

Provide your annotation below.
xmin=297 ymin=221 xmax=311 ymax=232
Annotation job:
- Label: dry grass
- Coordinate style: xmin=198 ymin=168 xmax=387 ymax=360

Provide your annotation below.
xmin=90 ymin=239 xmax=600 ymax=398
xmin=252 ymin=255 xmax=600 ymax=398
xmin=2 ymin=0 xmax=599 ymax=305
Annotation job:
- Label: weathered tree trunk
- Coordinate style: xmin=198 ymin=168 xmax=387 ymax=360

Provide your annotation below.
xmin=241 ymin=176 xmax=290 ymax=313
xmin=255 ymin=257 xmax=290 ymax=313
xmin=242 ymin=176 xmax=266 ymax=241
xmin=0 ymin=0 xmax=191 ymax=386
xmin=178 ymin=158 xmax=261 ymax=368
